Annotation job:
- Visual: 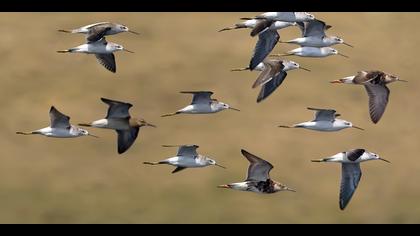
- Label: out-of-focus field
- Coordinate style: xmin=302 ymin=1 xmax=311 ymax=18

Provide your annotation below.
xmin=0 ymin=13 xmax=419 ymax=223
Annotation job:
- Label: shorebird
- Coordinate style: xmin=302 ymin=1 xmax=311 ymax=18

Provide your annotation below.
xmin=143 ymin=145 xmax=226 ymax=173
xmin=219 ymin=19 xmax=296 ymax=37
xmin=57 ymin=37 xmax=134 ymax=73
xmin=58 ymin=22 xmax=139 ymax=42
xmin=78 ymin=98 xmax=155 ymax=154
xmin=161 ymin=91 xmax=240 ymax=117
xmin=244 ymin=58 xmax=310 ymax=103
xmin=278 ymin=107 xmax=364 ymax=132
xmin=282 ymin=19 xmax=353 ymax=48
xmin=272 ymin=46 xmax=348 ymax=58
xmin=247 ymin=12 xmax=315 ymax=22
xmin=311 ymin=149 xmax=390 ymax=210
xmin=218 ymin=149 xmax=295 ymax=194
xmin=16 ymin=106 xmax=96 ymax=138
xmin=330 ymin=70 xmax=406 ymax=124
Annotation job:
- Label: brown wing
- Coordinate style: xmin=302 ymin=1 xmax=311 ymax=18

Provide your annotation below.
xmin=87 ymin=26 xmax=112 ymax=42
xmin=252 ymin=60 xmax=283 ymax=88
xmin=250 ymin=19 xmax=274 ymax=37
xmin=241 ymin=149 xmax=273 ymax=182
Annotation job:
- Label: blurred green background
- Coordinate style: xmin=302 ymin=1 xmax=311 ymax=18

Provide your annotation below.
xmin=0 ymin=13 xmax=419 ymax=223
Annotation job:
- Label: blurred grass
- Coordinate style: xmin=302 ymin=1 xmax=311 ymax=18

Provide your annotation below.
xmin=0 ymin=12 xmax=419 ymax=223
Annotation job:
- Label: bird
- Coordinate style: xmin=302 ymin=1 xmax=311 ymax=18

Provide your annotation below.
xmin=57 ymin=37 xmax=134 ymax=73
xmin=58 ymin=22 xmax=139 ymax=42
xmin=281 ymin=19 xmax=353 ymax=47
xmin=143 ymin=145 xmax=226 ymax=173
xmin=247 ymin=58 xmax=310 ymax=103
xmin=330 ymin=70 xmax=407 ymax=123
xmin=278 ymin=107 xmax=364 ymax=131
xmin=247 ymin=12 xmax=315 ymax=22
xmin=161 ymin=91 xmax=240 ymax=117
xmin=218 ymin=149 xmax=295 ymax=194
xmin=16 ymin=106 xmax=96 ymax=138
xmin=219 ymin=18 xmax=296 ymax=37
xmin=78 ymin=98 xmax=155 ymax=154
xmin=311 ymin=149 xmax=390 ymax=210
xmin=272 ymin=46 xmax=348 ymax=58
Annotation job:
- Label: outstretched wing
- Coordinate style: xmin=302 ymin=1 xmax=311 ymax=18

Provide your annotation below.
xmin=116 ymin=127 xmax=139 ymax=154
xmin=49 ymin=106 xmax=71 ymax=129
xmin=101 ymin=98 xmax=133 ymax=119
xmin=249 ymin=29 xmax=280 ymax=70
xmin=95 ymin=53 xmax=116 ymax=73
xmin=364 ymin=84 xmax=390 ymax=124
xmin=180 ymin=91 xmax=213 ymax=104
xmin=307 ymin=107 xmax=337 ymax=122
xmin=340 ymin=163 xmax=362 ymax=210
xmin=242 ymin=149 xmax=273 ymax=182
xmin=87 ymin=26 xmax=112 ymax=42
xmin=256 ymin=71 xmax=287 ymax=103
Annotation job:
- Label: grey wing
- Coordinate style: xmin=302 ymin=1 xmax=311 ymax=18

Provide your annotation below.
xmin=303 ymin=20 xmax=328 ymax=37
xmin=256 ymin=71 xmax=287 ymax=103
xmin=296 ymin=22 xmax=305 ymax=37
xmin=308 ymin=108 xmax=336 ymax=122
xmin=95 ymin=53 xmax=116 ymax=73
xmin=249 ymin=29 xmax=280 ymax=70
xmin=241 ymin=149 xmax=273 ymax=182
xmin=180 ymin=91 xmax=213 ymax=104
xmin=346 ymin=149 xmax=366 ymax=162
xmin=250 ymin=19 xmax=274 ymax=37
xmin=116 ymin=127 xmax=139 ymax=154
xmin=101 ymin=98 xmax=133 ymax=119
xmin=364 ymin=84 xmax=390 ymax=124
xmin=49 ymin=106 xmax=71 ymax=129
xmin=86 ymin=26 xmax=112 ymax=42
xmin=177 ymin=145 xmax=199 ymax=157
xmin=252 ymin=60 xmax=283 ymax=88
xmin=340 ymin=163 xmax=362 ymax=210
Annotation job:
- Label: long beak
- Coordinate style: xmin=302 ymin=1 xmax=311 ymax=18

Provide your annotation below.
xmin=338 ymin=53 xmax=349 ymax=58
xmin=343 ymin=42 xmax=354 ymax=48
xmin=299 ymin=66 xmax=311 ymax=72
xmin=145 ymin=122 xmax=157 ymax=128
xmin=330 ymin=79 xmax=343 ymax=84
xmin=398 ymin=79 xmax=408 ymax=82
xmin=352 ymin=125 xmax=364 ymax=131
xmin=229 ymin=107 xmax=240 ymax=112
xmin=88 ymin=134 xmax=99 ymax=138
xmin=128 ymin=30 xmax=140 ymax=35
xmin=215 ymin=163 xmax=227 ymax=169
xmin=379 ymin=158 xmax=391 ymax=163
xmin=123 ymin=49 xmax=134 ymax=53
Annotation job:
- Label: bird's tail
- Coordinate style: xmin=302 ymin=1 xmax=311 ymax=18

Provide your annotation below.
xmin=311 ymin=157 xmax=333 ymax=162
xmin=161 ymin=112 xmax=180 ymax=117
xmin=57 ymin=29 xmax=74 ymax=33
xmin=231 ymin=67 xmax=250 ymax=72
xmin=218 ymin=26 xmax=236 ymax=32
xmin=143 ymin=161 xmax=166 ymax=165
xmin=16 ymin=131 xmax=38 ymax=135
xmin=217 ymin=184 xmax=232 ymax=189
xmin=56 ymin=49 xmax=73 ymax=53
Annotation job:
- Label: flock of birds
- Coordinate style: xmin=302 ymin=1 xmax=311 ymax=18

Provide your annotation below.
xmin=15 ymin=12 xmax=406 ymax=211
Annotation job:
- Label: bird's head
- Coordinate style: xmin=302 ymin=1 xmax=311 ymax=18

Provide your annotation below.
xmin=116 ymin=24 xmax=140 ymax=35
xmin=216 ymin=102 xmax=240 ymax=112
xmin=206 ymin=158 xmax=226 ymax=169
xmin=109 ymin=42 xmax=134 ymax=53
xmin=367 ymin=152 xmax=391 ymax=163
